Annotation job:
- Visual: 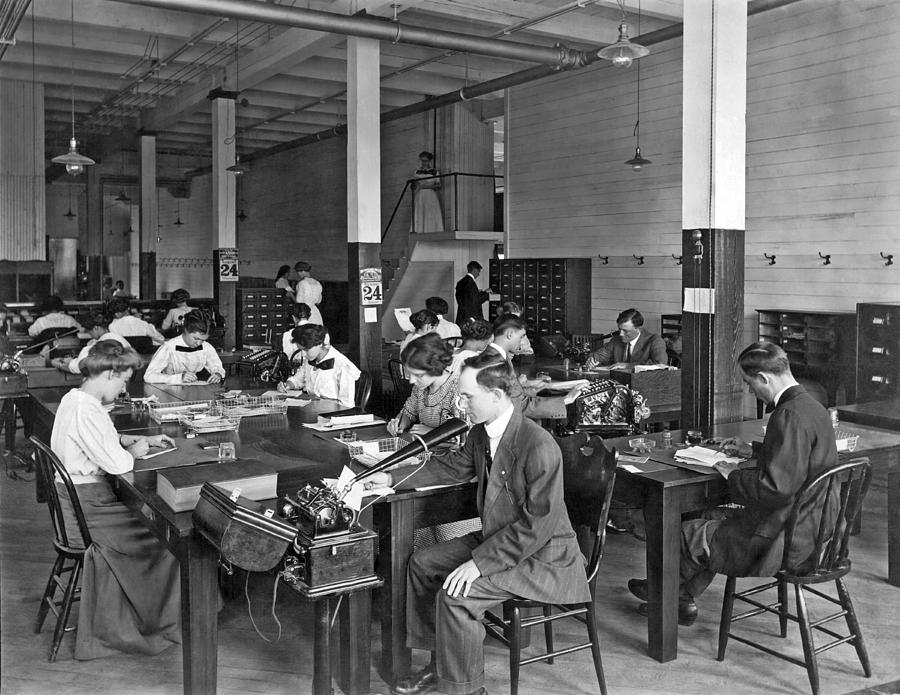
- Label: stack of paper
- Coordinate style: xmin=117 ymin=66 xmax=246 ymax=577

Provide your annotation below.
xmin=317 ymin=411 xmax=375 ymax=428
xmin=674 ymin=446 xmax=742 ymax=468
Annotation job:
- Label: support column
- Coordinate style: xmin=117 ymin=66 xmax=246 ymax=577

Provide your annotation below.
xmin=347 ymin=36 xmax=382 ymax=409
xmin=680 ymin=0 xmax=747 ymax=428
xmin=139 ymin=134 xmax=157 ymax=299
xmin=211 ymin=93 xmax=238 ymax=350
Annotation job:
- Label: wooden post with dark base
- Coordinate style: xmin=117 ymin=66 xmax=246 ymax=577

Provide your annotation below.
xmin=212 ymin=249 xmax=237 ymax=351
xmin=347 ymin=244 xmax=383 ymax=412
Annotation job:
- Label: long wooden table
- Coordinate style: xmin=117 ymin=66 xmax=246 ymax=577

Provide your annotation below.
xmin=605 ymin=418 xmax=900 ymax=663
xmin=27 ymin=378 xmax=476 ymax=695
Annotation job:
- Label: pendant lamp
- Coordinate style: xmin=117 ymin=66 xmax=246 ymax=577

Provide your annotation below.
xmin=226 ymin=20 xmax=245 ymax=176
xmin=51 ymin=0 xmax=94 ymax=175
xmin=624 ymin=5 xmax=651 ymax=171
xmin=597 ymin=0 xmax=649 ymax=69
xmin=64 ymin=185 xmax=76 ymax=219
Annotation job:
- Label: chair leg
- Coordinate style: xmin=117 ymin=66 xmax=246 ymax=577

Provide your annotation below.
xmin=777 ymin=575 xmax=788 ymax=638
xmin=835 ymin=578 xmax=871 ymax=677
xmin=34 ymin=554 xmax=65 ymax=634
xmin=509 ymin=605 xmax=522 ymax=695
xmin=585 ymin=602 xmax=607 ymax=695
xmin=717 ymin=575 xmax=737 ymax=661
xmin=49 ymin=558 xmax=82 ymax=662
xmin=542 ymin=605 xmax=555 ymax=664
xmin=794 ymin=585 xmax=820 ymax=695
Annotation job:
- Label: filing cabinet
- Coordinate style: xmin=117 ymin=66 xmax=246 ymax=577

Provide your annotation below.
xmin=856 ymin=302 xmax=900 ymax=401
xmin=238 ymin=288 xmax=293 ymax=348
xmin=488 ymin=258 xmax=591 ymax=337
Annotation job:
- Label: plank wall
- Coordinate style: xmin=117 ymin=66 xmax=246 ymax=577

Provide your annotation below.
xmin=507 ymin=0 xmax=900 ymax=343
xmin=156 ymin=177 xmax=214 ymax=297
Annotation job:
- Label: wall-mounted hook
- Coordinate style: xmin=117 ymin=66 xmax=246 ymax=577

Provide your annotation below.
xmin=672 ymin=254 xmax=683 ymax=266
xmin=633 ymin=254 xmax=645 ymax=265
xmin=597 ymin=255 xmax=609 ymax=265
xmin=818 ymin=252 xmax=831 ymax=266
xmin=881 ymin=252 xmax=894 ymax=266
xmin=764 ymin=253 xmax=777 ymax=266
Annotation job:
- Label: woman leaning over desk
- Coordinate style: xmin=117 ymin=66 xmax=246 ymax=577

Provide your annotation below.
xmin=388 ymin=333 xmax=460 ymax=436
xmin=50 ymin=340 xmax=180 ymax=660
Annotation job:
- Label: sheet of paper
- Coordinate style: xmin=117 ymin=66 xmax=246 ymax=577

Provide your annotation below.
xmin=394 ymin=307 xmax=413 ymax=332
xmin=364 ymin=307 xmax=378 ymax=323
xmin=302 ymin=419 xmax=386 ymax=432
xmin=285 ymin=398 xmax=312 ymax=407
xmin=136 ymin=445 xmax=177 ymax=460
xmin=683 ymin=287 xmax=715 ymax=315
xmin=620 ymin=464 xmax=643 ymax=474
xmin=618 ymin=453 xmax=649 ymax=465
xmin=674 ymin=446 xmax=742 ymax=467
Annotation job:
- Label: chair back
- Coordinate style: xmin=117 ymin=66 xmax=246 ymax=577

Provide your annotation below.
xmin=781 ymin=457 xmax=872 ymax=579
xmin=355 ymin=370 xmax=372 ymax=410
xmin=444 ymin=336 xmax=463 ymax=349
xmin=553 ymin=431 xmax=618 ymax=586
xmin=123 ymin=335 xmax=155 ymax=354
xmin=388 ymin=359 xmax=410 ymax=393
xmin=29 ymin=436 xmax=92 ymax=551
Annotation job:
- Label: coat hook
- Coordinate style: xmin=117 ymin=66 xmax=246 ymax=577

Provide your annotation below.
xmin=672 ymin=254 xmax=683 ymax=266
xmin=881 ymin=252 xmax=894 ymax=266
xmin=764 ymin=253 xmax=777 ymax=266
xmin=597 ymin=255 xmax=609 ymax=265
xmin=633 ymin=254 xmax=645 ymax=265
xmin=818 ymin=252 xmax=831 ymax=266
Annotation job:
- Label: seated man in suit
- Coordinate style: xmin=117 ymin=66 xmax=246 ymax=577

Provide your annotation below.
xmin=584 ymin=308 xmax=667 ymax=370
xmin=366 ymin=353 xmax=590 ymax=695
xmin=628 ymin=342 xmax=840 ymax=626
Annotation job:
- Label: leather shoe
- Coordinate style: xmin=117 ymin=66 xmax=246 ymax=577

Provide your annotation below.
xmin=606 ymin=520 xmax=630 ymax=534
xmin=628 ymin=578 xmax=648 ymax=601
xmin=636 ymin=601 xmax=698 ymax=627
xmin=392 ymin=664 xmax=437 ymax=695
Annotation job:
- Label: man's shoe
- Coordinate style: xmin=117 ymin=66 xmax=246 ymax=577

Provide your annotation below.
xmin=392 ymin=664 xmax=437 ymax=695
xmin=628 ymin=578 xmax=647 ymax=601
xmin=636 ymin=601 xmax=699 ymax=627
xmin=606 ymin=520 xmax=630 ymax=534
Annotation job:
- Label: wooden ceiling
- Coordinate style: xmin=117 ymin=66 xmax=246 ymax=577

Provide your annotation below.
xmin=0 ymin=0 xmax=683 ymax=165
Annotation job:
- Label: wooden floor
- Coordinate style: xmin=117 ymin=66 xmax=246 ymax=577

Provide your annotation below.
xmin=2 ymin=433 xmax=898 ymax=695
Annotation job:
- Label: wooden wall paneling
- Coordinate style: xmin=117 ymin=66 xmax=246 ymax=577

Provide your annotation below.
xmin=156 ymin=181 xmax=213 ymax=297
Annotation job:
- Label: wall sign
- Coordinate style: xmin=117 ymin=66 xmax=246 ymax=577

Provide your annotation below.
xmin=218 ymin=248 xmax=239 ymax=282
xmin=359 ymin=267 xmax=383 ymax=306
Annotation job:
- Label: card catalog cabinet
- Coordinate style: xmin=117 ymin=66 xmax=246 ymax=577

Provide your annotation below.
xmin=856 ymin=302 xmax=900 ymax=401
xmin=488 ymin=258 xmax=591 ymax=337
xmin=756 ymin=309 xmax=856 ymax=406
xmin=238 ymin=288 xmax=292 ymax=348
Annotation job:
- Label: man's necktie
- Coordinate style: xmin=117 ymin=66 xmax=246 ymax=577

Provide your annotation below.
xmin=175 ymin=344 xmax=203 ymax=353
xmin=624 ymin=343 xmax=632 ymax=362
xmin=309 ymin=358 xmax=335 ymax=370
xmin=484 ymin=445 xmax=493 ymax=475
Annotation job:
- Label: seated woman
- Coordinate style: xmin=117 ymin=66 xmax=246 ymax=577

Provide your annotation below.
xmin=399 ymin=308 xmax=439 ymax=353
xmin=28 ymin=295 xmax=82 ymax=337
xmin=144 ymin=310 xmax=225 ymax=384
xmin=449 ymin=318 xmax=492 ymax=373
xmin=161 ymin=289 xmax=195 ymax=336
xmin=387 ymin=333 xmax=460 ymax=436
xmin=51 ymin=312 xmax=130 ymax=374
xmin=50 ymin=340 xmax=180 ymax=660
xmin=278 ymin=324 xmax=359 ymax=406
xmin=107 ymin=298 xmax=165 ymax=347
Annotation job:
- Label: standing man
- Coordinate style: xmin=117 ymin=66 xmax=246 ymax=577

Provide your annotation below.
xmin=584 ymin=308 xmax=667 ymax=369
xmin=628 ymin=342 xmax=840 ymax=625
xmin=293 ymin=261 xmax=324 ymax=326
xmin=368 ymin=353 xmax=589 ymax=695
xmin=455 ymin=261 xmax=490 ymax=325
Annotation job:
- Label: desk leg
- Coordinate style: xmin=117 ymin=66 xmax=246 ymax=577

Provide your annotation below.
xmin=643 ymin=487 xmax=681 ymax=663
xmin=379 ymin=498 xmax=415 ymax=683
xmin=889 ymin=467 xmax=900 ymax=587
xmin=313 ymin=597 xmax=333 ymax=695
xmin=180 ymin=534 xmax=219 ymax=695
xmin=338 ymin=592 xmax=371 ymax=695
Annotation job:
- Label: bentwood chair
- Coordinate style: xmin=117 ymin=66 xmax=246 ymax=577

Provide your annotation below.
xmin=30 ymin=436 xmax=92 ymax=662
xmin=717 ymin=458 xmax=873 ymax=695
xmin=354 ymin=370 xmax=372 ymax=411
xmin=484 ymin=432 xmax=616 ymax=695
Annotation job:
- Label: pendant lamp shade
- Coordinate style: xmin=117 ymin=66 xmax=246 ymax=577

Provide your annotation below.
xmin=226 ymin=155 xmax=247 ymax=175
xmin=53 ymin=137 xmax=95 ymax=176
xmin=598 ymin=22 xmax=649 ymax=68
xmin=625 ymin=147 xmax=652 ymax=171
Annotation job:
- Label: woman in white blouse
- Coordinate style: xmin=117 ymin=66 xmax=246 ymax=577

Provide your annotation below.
xmin=50 ymin=340 xmax=179 ymax=659
xmin=28 ymin=295 xmax=82 ymax=337
xmin=144 ymin=310 xmax=225 ymax=384
xmin=278 ymin=323 xmax=360 ymax=406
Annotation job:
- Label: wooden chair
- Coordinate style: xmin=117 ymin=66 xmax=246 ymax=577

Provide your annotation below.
xmin=30 ymin=436 xmax=92 ymax=662
xmin=717 ymin=458 xmax=873 ymax=695
xmin=122 ymin=335 xmax=155 ymax=354
xmin=443 ymin=336 xmax=463 ymax=349
xmin=355 ymin=370 xmax=372 ymax=411
xmin=484 ymin=432 xmax=616 ymax=695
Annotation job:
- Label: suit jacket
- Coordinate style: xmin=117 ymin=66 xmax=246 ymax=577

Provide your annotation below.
xmin=454 ymin=274 xmax=489 ymax=324
xmin=405 ymin=409 xmax=591 ymax=603
xmin=586 ymin=330 xmax=667 ymax=368
xmin=481 ymin=346 xmax=567 ymax=420
xmin=708 ymin=385 xmax=839 ymax=577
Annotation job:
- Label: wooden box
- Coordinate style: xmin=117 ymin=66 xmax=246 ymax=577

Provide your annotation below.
xmin=0 ymin=372 xmax=27 ymax=396
xmin=193 ymin=483 xmax=296 ymax=572
xmin=290 ymin=527 xmax=379 ymax=589
xmin=610 ymin=368 xmax=680 ymax=408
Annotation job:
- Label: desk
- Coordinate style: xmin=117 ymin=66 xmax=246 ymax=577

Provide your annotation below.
xmin=605 ymin=418 xmax=900 ymax=663
xmin=27 ymin=378 xmax=475 ymax=694
xmin=837 ymin=400 xmax=900 ymax=432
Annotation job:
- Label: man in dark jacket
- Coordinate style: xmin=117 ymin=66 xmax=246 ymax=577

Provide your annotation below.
xmin=584 ymin=308 xmax=667 ymax=369
xmin=454 ymin=261 xmax=490 ymax=325
xmin=629 ymin=342 xmax=839 ymax=625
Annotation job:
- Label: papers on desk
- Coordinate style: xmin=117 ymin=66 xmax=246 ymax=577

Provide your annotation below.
xmin=130 ymin=394 xmax=159 ymax=405
xmin=543 ymin=379 xmax=590 ymax=391
xmin=394 ymin=307 xmax=414 ymax=332
xmin=633 ymin=364 xmax=676 ymax=373
xmin=674 ymin=446 xmax=742 ymax=467
xmin=302 ymin=416 xmax=385 ymax=432
xmin=136 ymin=445 xmax=177 ymax=461
xmin=318 ymin=412 xmax=375 ymax=427
xmin=620 ymin=464 xmax=643 ymax=474
xmin=618 ymin=453 xmax=649 ymax=465
xmin=322 ymin=466 xmax=394 ymax=512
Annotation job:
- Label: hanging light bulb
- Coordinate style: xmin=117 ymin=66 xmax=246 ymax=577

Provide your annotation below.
xmin=51 ymin=0 xmax=94 ymax=175
xmin=597 ymin=1 xmax=649 ymax=69
xmin=626 ymin=146 xmax=651 ymax=171
xmin=226 ymin=154 xmax=247 ymax=175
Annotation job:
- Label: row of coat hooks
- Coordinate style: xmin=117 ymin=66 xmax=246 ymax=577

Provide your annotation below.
xmin=157 ymin=257 xmax=215 ymax=268
xmin=596 ymin=254 xmax=685 ymax=266
xmin=760 ymin=251 xmax=894 ymax=266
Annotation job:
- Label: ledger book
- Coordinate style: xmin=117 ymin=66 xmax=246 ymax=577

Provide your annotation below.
xmin=156 ymin=460 xmax=278 ymax=512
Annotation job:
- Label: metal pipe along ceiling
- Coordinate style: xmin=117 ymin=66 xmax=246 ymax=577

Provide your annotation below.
xmin=110 ymin=0 xmax=590 ymax=68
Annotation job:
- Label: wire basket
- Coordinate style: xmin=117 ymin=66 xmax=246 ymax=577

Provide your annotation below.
xmin=216 ymin=395 xmax=288 ymax=418
xmin=348 ymin=436 xmax=420 ymax=469
xmin=178 ymin=413 xmax=241 ymax=434
xmin=148 ymin=399 xmax=214 ymax=423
